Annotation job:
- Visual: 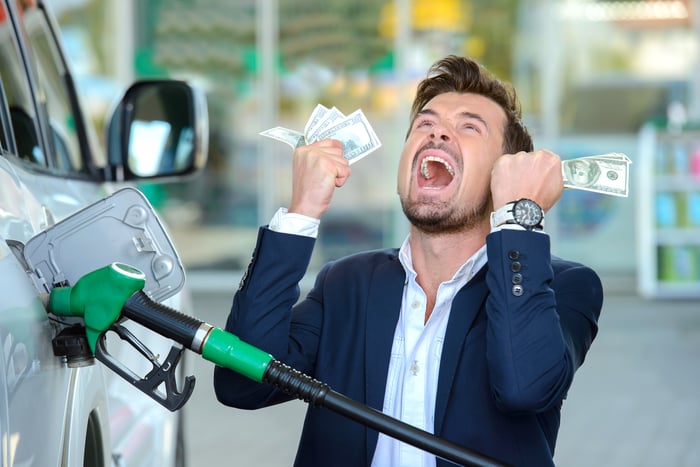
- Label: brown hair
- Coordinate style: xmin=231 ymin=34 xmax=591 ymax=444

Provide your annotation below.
xmin=408 ymin=55 xmax=533 ymax=153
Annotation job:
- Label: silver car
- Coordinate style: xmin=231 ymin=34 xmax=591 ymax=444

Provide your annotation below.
xmin=0 ymin=1 xmax=207 ymax=465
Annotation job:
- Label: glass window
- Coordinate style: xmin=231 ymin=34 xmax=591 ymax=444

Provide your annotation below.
xmin=0 ymin=1 xmax=44 ymax=165
xmin=16 ymin=1 xmax=86 ymax=173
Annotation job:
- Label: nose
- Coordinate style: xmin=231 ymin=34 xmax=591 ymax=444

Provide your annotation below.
xmin=430 ymin=123 xmax=451 ymax=141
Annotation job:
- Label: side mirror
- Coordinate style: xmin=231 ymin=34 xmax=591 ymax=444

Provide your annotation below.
xmin=106 ymin=80 xmax=208 ymax=181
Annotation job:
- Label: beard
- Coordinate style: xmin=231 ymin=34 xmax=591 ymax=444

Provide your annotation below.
xmin=400 ymin=193 xmax=491 ymax=235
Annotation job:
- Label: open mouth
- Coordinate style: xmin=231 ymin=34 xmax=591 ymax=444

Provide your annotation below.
xmin=419 ymin=156 xmax=455 ymax=189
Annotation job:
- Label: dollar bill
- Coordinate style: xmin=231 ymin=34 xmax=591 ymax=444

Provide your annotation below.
xmin=562 ymin=153 xmax=631 ymax=197
xmin=260 ymin=105 xmax=382 ymax=164
xmin=306 ymin=106 xmax=345 ymax=142
xmin=259 ymin=126 xmax=305 ymax=148
xmin=304 ymin=103 xmax=331 ymax=136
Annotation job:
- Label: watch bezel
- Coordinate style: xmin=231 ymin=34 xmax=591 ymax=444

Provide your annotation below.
xmin=512 ymin=198 xmax=544 ymax=229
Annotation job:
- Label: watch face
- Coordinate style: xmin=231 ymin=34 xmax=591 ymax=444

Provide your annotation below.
xmin=513 ymin=199 xmax=543 ymax=227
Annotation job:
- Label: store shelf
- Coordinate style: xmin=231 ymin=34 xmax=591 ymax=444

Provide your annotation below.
xmin=637 ymin=124 xmax=700 ymax=298
xmin=655 ymin=229 xmax=700 ymax=245
xmin=654 ymin=175 xmax=700 ymax=191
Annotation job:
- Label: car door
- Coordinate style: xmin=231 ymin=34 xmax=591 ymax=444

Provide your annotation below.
xmin=1 ymin=1 xmax=192 ymax=466
xmin=0 ymin=1 xmax=111 ymax=465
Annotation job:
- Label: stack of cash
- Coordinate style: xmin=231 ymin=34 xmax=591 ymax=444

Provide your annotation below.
xmin=261 ymin=105 xmax=631 ymax=198
xmin=260 ymin=104 xmax=381 ymax=164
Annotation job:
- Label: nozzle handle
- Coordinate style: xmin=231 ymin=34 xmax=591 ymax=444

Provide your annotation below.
xmin=123 ymin=290 xmax=210 ymax=353
xmin=95 ymin=324 xmax=195 ymax=411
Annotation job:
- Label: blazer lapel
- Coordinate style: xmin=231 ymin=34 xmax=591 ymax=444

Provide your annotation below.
xmin=364 ymin=254 xmax=405 ymax=457
xmin=433 ymin=265 xmax=489 ymax=433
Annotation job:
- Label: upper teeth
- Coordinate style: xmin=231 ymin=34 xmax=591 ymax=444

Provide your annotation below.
xmin=420 ymin=156 xmax=455 ymax=179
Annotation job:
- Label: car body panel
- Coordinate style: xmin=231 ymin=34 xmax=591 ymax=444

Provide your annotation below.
xmin=0 ymin=0 xmax=207 ymax=465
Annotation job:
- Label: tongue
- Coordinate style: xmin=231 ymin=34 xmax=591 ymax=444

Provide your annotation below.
xmin=421 ymin=161 xmax=453 ymax=188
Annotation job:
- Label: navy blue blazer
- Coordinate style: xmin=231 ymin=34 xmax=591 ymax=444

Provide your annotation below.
xmin=214 ymin=227 xmax=603 ymax=467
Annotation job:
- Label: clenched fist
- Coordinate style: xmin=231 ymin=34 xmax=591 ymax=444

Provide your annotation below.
xmin=289 ymin=139 xmax=351 ymax=219
xmin=490 ymin=149 xmax=564 ymax=212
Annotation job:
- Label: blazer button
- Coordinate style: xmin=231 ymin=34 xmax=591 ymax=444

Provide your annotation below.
xmin=510 ymin=261 xmax=522 ymax=273
xmin=512 ymin=284 xmax=524 ymax=296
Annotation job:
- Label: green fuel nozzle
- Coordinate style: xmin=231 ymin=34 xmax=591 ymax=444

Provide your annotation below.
xmin=48 ymin=263 xmax=146 ymax=353
xmin=48 ymin=263 xmax=505 ymax=467
xmin=47 ymin=261 xmax=272 ymax=410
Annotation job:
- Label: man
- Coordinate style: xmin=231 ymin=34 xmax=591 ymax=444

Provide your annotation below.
xmin=214 ymin=55 xmax=603 ymax=467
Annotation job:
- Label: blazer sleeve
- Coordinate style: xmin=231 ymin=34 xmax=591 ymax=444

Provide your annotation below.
xmin=213 ymin=226 xmax=323 ymax=409
xmin=485 ymin=229 xmax=603 ymax=413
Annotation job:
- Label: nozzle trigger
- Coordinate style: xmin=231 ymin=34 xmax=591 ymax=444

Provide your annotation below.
xmin=94 ymin=323 xmax=195 ymax=411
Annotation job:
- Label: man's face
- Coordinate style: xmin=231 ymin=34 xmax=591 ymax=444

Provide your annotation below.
xmin=397 ymin=92 xmax=507 ymax=234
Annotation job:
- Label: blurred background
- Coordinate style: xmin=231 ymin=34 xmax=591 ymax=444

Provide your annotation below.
xmin=47 ymin=0 xmax=700 ymax=299
xmin=47 ymin=0 xmax=700 ymax=465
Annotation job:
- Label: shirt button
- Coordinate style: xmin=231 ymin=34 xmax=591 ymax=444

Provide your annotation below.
xmin=412 ymin=300 xmax=421 ymax=309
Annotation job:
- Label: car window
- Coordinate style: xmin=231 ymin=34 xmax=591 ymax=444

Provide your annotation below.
xmin=14 ymin=0 xmax=86 ymax=173
xmin=0 ymin=84 xmax=10 ymax=152
xmin=0 ymin=1 xmax=46 ymax=165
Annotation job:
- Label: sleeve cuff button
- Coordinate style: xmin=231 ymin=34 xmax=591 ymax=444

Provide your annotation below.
xmin=512 ymin=284 xmax=524 ymax=296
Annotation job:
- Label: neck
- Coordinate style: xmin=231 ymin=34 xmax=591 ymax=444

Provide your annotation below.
xmin=408 ymin=224 xmax=488 ymax=296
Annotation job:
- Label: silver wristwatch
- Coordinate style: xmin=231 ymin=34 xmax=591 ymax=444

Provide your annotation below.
xmin=490 ymin=198 xmax=544 ymax=231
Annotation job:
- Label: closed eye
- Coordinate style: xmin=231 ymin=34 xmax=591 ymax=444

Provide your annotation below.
xmin=461 ymin=122 xmax=483 ymax=134
xmin=459 ymin=111 xmax=488 ymax=135
xmin=414 ymin=118 xmax=434 ymax=129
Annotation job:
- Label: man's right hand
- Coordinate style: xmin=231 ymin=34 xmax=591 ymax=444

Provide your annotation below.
xmin=490 ymin=149 xmax=563 ymax=213
xmin=289 ymin=139 xmax=351 ymax=219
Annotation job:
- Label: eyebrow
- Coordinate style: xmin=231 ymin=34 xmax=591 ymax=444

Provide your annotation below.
xmin=415 ymin=108 xmax=490 ymax=133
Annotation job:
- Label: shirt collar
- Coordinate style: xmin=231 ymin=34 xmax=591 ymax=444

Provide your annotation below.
xmin=398 ymin=235 xmax=488 ymax=286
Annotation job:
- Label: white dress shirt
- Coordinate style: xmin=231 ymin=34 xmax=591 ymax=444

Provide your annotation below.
xmin=267 ymin=208 xmax=501 ymax=466
xmin=371 ymin=238 xmax=487 ymax=467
